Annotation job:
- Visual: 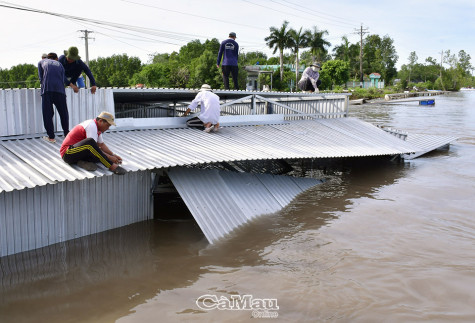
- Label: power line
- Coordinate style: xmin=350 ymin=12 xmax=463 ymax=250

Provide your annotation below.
xmin=242 ymin=0 xmax=354 ymax=29
xmin=269 ymin=0 xmax=359 ymax=28
xmin=119 ymin=0 xmax=261 ymax=30
xmin=0 ymin=2 xmax=210 ymax=43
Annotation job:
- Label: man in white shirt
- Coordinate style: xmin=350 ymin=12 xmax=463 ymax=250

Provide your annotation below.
xmin=183 ymin=84 xmax=221 ymax=133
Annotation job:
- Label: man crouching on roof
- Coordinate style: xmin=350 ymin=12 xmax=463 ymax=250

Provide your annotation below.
xmin=183 ymin=84 xmax=221 ymax=133
xmin=60 ymin=111 xmax=127 ymax=175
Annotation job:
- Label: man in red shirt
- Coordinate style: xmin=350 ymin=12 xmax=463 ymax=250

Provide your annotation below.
xmin=60 ymin=111 xmax=126 ymax=175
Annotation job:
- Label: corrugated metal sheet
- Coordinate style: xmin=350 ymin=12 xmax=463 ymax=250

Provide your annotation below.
xmin=0 ymin=117 xmax=420 ymax=193
xmin=0 ymin=88 xmax=114 ymax=137
xmin=167 ymin=167 xmax=323 ymax=243
xmin=0 ymin=171 xmax=152 ymax=257
xmin=403 ymin=133 xmax=458 ymax=159
xmin=111 ymin=87 xmax=350 ymax=102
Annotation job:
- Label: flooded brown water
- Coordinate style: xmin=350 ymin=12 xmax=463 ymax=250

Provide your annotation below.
xmin=1 ymin=92 xmax=475 ymax=322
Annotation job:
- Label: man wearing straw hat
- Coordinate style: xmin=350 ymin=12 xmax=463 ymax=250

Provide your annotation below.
xmin=183 ymin=84 xmax=221 ymax=133
xmin=60 ymin=111 xmax=126 ymax=175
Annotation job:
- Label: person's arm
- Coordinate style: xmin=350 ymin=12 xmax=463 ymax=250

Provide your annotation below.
xmin=311 ymin=71 xmax=320 ymax=89
xmin=37 ymin=61 xmax=43 ymax=84
xmin=305 ymin=69 xmax=318 ymax=89
xmin=235 ymin=42 xmax=239 ymax=61
xmin=98 ymin=142 xmax=122 ymax=164
xmin=80 ymin=61 xmax=97 ymax=94
xmin=217 ymin=42 xmax=224 ymax=67
xmin=186 ymin=92 xmax=201 ymax=114
xmin=60 ymin=65 xmax=77 ymax=91
xmin=183 ymin=107 xmax=191 ymax=116
xmin=300 ymin=67 xmax=310 ymax=81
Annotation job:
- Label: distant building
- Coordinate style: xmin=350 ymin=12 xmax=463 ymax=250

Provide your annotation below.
xmin=244 ymin=64 xmax=306 ymax=91
xmin=345 ymin=72 xmax=385 ymax=89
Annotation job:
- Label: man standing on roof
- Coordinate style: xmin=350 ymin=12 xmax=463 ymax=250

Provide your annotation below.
xmin=38 ymin=52 xmax=75 ymax=143
xmin=298 ymin=62 xmax=322 ymax=93
xmin=217 ymin=32 xmax=239 ymax=90
xmin=183 ymin=84 xmax=221 ymax=133
xmin=59 ymin=46 xmax=97 ymax=94
xmin=60 ymin=111 xmax=126 ymax=175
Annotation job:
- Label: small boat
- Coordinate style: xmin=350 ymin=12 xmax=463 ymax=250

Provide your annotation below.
xmin=419 ymin=99 xmax=435 ymax=106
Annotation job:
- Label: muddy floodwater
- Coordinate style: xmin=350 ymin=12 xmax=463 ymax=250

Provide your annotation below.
xmin=1 ymin=91 xmax=475 ymax=322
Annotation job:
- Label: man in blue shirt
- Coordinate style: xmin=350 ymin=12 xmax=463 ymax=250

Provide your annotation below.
xmin=217 ymin=32 xmax=239 ymax=90
xmin=59 ymin=46 xmax=97 ymax=94
xmin=38 ymin=53 xmax=74 ymax=143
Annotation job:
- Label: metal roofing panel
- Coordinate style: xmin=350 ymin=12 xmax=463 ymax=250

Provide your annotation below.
xmin=254 ymin=173 xmax=307 ymax=207
xmin=167 ymin=167 xmax=322 ymax=243
xmin=223 ymin=172 xmax=283 ymax=215
xmin=0 ymin=118 xmax=422 ymax=193
xmin=0 ymin=171 xmax=152 ymax=257
xmin=111 ymin=87 xmax=350 ymax=103
xmin=0 ymin=88 xmax=114 ymax=137
xmin=403 ymin=134 xmax=458 ymax=159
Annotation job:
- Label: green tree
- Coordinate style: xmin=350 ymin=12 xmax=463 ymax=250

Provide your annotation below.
xmin=265 ymin=20 xmax=291 ymax=81
xmin=2 ymin=64 xmax=38 ymax=88
xmin=241 ymin=51 xmax=267 ymax=65
xmin=190 ymin=49 xmax=223 ymax=88
xmin=363 ymin=34 xmax=398 ymax=84
xmin=321 ymin=60 xmax=350 ymax=89
xmin=407 ymin=51 xmax=418 ymax=83
xmin=89 ymin=54 xmax=142 ymax=87
xmin=288 ymin=27 xmax=310 ymax=91
xmin=333 ymin=35 xmax=350 ymax=62
xmin=131 ymin=63 xmax=170 ymax=87
xmin=307 ymin=26 xmax=330 ymax=62
xmin=457 ymin=50 xmax=472 ymax=76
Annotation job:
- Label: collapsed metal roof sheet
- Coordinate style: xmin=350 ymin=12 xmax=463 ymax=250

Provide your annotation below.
xmin=403 ymin=133 xmax=459 ymax=159
xmin=167 ymin=167 xmax=323 ymax=243
xmin=0 ymin=117 xmax=454 ymax=193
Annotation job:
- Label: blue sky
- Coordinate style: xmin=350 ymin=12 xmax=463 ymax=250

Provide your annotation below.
xmin=1 ymin=0 xmax=474 ymax=71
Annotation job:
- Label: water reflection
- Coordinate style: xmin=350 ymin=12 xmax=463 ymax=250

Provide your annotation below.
xmin=0 ymin=156 xmax=411 ymax=322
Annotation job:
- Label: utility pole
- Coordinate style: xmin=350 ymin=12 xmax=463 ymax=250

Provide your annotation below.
xmin=439 ymin=50 xmax=445 ymax=90
xmin=354 ymin=24 xmax=369 ymax=85
xmin=439 ymin=50 xmax=444 ymax=78
xmin=79 ymin=30 xmax=94 ymax=88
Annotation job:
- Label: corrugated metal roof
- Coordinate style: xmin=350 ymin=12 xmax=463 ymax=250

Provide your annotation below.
xmin=0 ymin=117 xmax=442 ymax=193
xmin=0 ymin=88 xmax=114 ymax=137
xmin=167 ymin=167 xmax=323 ymax=243
xmin=403 ymin=133 xmax=459 ymax=159
xmin=111 ymin=87 xmax=350 ymax=103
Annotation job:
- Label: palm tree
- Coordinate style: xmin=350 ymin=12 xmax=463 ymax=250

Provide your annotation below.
xmin=265 ymin=21 xmax=291 ymax=81
xmin=289 ymin=27 xmax=310 ymax=90
xmin=308 ymin=26 xmax=331 ymax=62
xmin=333 ymin=35 xmax=350 ymax=61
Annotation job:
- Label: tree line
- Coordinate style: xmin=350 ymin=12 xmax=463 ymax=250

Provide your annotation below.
xmin=1 ymin=21 xmax=474 ymax=91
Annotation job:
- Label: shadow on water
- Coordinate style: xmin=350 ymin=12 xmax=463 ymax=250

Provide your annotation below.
xmin=0 ymin=156 xmax=411 ymax=323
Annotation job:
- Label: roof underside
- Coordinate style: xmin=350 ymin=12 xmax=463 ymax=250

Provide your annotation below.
xmin=0 ymin=117 xmax=456 ymax=193
xmin=168 ymin=167 xmax=323 ymax=243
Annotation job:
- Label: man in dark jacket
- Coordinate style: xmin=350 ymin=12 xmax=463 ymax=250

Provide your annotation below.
xmin=217 ymin=32 xmax=239 ymax=90
xmin=59 ymin=46 xmax=97 ymax=94
xmin=38 ymin=52 xmax=75 ymax=143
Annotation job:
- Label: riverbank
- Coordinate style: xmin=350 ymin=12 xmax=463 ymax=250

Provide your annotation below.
xmin=328 ymin=87 xmax=454 ymax=100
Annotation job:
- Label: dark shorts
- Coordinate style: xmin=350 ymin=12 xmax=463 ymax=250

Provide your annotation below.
xmin=186 ymin=116 xmax=205 ymax=130
xmin=62 ymin=137 xmax=113 ymax=168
